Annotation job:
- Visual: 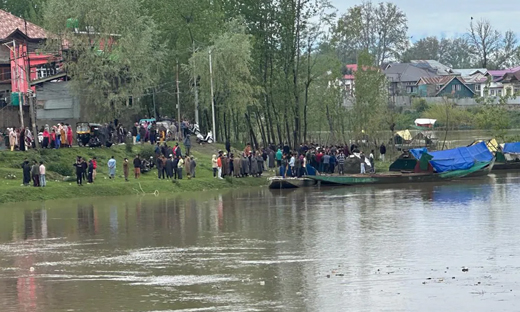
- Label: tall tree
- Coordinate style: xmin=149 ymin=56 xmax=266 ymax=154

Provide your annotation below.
xmin=333 ymin=1 xmax=408 ymax=65
xmin=439 ymin=38 xmax=473 ymax=68
xmin=352 ymin=50 xmax=388 ymax=138
xmin=468 ymin=18 xmax=518 ymax=69
xmin=0 ymin=0 xmax=46 ymax=24
xmin=401 ymin=36 xmax=440 ymax=62
xmin=43 ymin=0 xmax=166 ymax=119
xmin=188 ymin=19 xmax=257 ymax=142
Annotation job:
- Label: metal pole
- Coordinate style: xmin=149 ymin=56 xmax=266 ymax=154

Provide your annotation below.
xmin=152 ymin=88 xmax=157 ymax=120
xmin=193 ymin=40 xmax=199 ymax=125
xmin=24 ymin=39 xmax=37 ymax=148
xmin=209 ymin=49 xmax=216 ymax=142
xmin=13 ymin=40 xmax=24 ymax=128
xmin=176 ymin=59 xmax=182 ymax=140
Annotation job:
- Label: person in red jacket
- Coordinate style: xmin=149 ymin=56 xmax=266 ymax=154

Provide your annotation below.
xmin=217 ymin=155 xmax=223 ymax=179
xmin=92 ymin=157 xmax=98 ymax=181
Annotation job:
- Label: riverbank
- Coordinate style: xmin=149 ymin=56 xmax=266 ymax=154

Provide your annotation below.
xmin=0 ymin=144 xmax=270 ymax=204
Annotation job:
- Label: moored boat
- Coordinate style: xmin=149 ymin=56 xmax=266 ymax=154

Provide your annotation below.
xmin=268 ymin=177 xmax=317 ymax=189
xmin=308 ymin=161 xmax=493 ymax=186
xmin=309 ymin=141 xmax=494 ymax=186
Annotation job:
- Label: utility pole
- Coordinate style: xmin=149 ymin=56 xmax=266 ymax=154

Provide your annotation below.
xmin=12 ymin=40 xmax=24 ymax=128
xmin=152 ymin=88 xmax=157 ymax=119
xmin=24 ymin=38 xmax=37 ymax=147
xmin=209 ymin=49 xmax=216 ymax=142
xmin=192 ymin=40 xmax=199 ymax=125
xmin=176 ymin=59 xmax=182 ymax=140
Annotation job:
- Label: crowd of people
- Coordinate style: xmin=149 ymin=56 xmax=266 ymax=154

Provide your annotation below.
xmin=210 ymin=142 xmax=388 ymax=179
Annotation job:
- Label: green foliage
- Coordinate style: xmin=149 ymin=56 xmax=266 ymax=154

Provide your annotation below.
xmin=353 ymin=50 xmax=388 ymax=138
xmin=423 ymin=100 xmax=474 ymax=129
xmin=43 ymin=0 xmax=166 ymax=120
xmin=125 ymin=140 xmax=133 ymax=153
xmin=412 ymin=98 xmax=430 ymax=113
xmin=48 ymin=162 xmax=74 ymax=177
xmin=333 ymin=1 xmax=408 ymax=65
xmin=138 ymin=145 xmax=155 ymax=160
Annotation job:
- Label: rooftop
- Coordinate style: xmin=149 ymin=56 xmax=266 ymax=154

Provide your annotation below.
xmin=0 ymin=9 xmax=47 ymax=40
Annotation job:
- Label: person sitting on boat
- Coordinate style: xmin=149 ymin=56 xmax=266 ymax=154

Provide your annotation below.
xmin=360 ymin=152 xmax=366 ymax=174
xmin=369 ymin=150 xmax=375 ymax=173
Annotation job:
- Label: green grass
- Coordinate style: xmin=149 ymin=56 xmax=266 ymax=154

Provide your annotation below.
xmin=0 ymin=143 xmax=269 ymax=204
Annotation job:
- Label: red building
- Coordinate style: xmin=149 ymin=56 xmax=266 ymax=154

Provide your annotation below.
xmin=0 ymin=9 xmax=62 ymax=107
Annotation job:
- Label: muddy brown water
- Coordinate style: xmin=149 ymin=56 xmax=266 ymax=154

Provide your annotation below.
xmin=1 ymin=172 xmax=520 ymax=311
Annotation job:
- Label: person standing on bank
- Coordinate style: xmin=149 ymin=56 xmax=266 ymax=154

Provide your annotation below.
xmin=379 ymin=143 xmax=386 ymax=162
xmin=22 ymin=158 xmax=31 ymax=186
xmin=87 ymin=159 xmax=94 ymax=183
xmin=74 ymin=157 xmax=83 ymax=185
xmin=190 ymin=156 xmax=197 ymax=178
xmin=31 ymin=160 xmax=40 ymax=187
xmin=133 ymin=155 xmax=141 ymax=179
xmin=39 ymin=161 xmax=46 ymax=187
xmin=184 ymin=135 xmax=191 ymax=156
xmin=211 ymin=154 xmax=218 ymax=178
xmin=123 ymin=158 xmax=129 ymax=181
xmin=108 ymin=156 xmax=117 ymax=179
xmin=177 ymin=155 xmax=184 ymax=179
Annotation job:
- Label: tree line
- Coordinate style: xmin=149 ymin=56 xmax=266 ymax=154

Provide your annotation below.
xmin=3 ymin=0 xmax=517 ymax=147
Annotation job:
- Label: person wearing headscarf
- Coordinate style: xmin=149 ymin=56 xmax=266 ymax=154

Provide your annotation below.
xmin=256 ymin=152 xmax=264 ymax=177
xmin=234 ymin=153 xmax=241 ymax=177
xmin=184 ymin=156 xmax=191 ymax=179
xmin=8 ymin=128 xmax=16 ymax=151
xmin=250 ymin=151 xmax=259 ymax=177
xmin=211 ymin=154 xmax=218 ymax=178
xmin=241 ymin=153 xmax=249 ymax=177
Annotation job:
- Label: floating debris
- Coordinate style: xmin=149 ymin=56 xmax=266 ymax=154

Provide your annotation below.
xmin=462 ymin=267 xmax=469 ymax=272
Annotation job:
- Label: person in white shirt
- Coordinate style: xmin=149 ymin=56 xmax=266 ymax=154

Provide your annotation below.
xmin=289 ymin=154 xmax=296 ymax=177
xmin=39 ymin=161 xmax=46 ymax=187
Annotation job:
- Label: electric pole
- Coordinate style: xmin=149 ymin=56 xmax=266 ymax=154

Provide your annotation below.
xmin=193 ymin=40 xmax=199 ymax=125
xmin=12 ymin=40 xmax=24 ymax=128
xmin=176 ymin=59 xmax=182 ymax=140
xmin=209 ymin=49 xmax=216 ymax=142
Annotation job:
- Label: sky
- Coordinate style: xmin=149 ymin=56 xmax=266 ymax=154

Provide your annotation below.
xmin=330 ymin=0 xmax=520 ymax=40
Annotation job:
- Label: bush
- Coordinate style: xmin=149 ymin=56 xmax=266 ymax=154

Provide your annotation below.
xmin=48 ymin=162 xmax=74 ymax=177
xmin=139 ymin=145 xmax=155 ymax=160
xmin=125 ymin=139 xmax=133 ymax=153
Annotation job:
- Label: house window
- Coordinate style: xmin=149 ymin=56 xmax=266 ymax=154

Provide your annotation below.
xmin=456 ymin=84 xmax=461 ymax=91
xmin=0 ymin=68 xmax=11 ymax=81
xmin=452 ymin=85 xmax=456 ymax=92
xmin=36 ymin=63 xmax=60 ymax=79
xmin=491 ymin=89 xmax=496 ymax=96
xmin=475 ymin=84 xmax=481 ymax=92
xmin=406 ymin=86 xmax=416 ymax=93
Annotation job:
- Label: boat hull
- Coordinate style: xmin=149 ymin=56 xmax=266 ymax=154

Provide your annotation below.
xmin=308 ymin=161 xmax=492 ymax=186
xmin=268 ymin=177 xmax=317 ymax=189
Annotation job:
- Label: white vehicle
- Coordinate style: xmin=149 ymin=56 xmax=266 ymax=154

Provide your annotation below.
xmin=190 ymin=124 xmax=213 ymax=144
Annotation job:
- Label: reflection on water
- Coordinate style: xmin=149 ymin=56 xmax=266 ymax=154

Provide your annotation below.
xmin=0 ymin=173 xmax=520 ymax=311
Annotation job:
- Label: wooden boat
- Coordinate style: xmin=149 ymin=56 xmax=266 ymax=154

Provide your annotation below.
xmin=268 ymin=177 xmax=317 ymax=189
xmin=307 ymin=161 xmax=493 ymax=186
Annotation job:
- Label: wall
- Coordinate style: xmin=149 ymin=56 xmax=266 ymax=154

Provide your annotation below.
xmin=35 ymin=81 xmax=80 ymax=127
xmin=0 ymin=105 xmax=30 ymax=128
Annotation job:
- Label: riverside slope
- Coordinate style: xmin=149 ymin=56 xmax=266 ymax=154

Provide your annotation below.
xmin=0 ymin=144 xmax=268 ymax=204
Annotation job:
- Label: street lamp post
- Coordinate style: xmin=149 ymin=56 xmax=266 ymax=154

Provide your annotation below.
xmin=209 ymin=49 xmax=216 ymax=142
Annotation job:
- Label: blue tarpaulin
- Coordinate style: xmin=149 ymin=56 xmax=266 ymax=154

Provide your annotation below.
xmin=503 ymin=142 xmax=520 ymax=154
xmin=409 ymin=141 xmax=493 ymax=173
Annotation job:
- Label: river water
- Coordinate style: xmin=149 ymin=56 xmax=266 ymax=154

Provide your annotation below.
xmin=1 ymin=172 xmax=520 ymax=311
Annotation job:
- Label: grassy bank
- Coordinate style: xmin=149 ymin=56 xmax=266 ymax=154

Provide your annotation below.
xmin=0 ymin=144 xmax=269 ymax=204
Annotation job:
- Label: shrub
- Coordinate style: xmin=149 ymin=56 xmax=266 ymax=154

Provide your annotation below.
xmin=48 ymin=162 xmax=74 ymax=177
xmin=139 ymin=145 xmax=155 ymax=160
xmin=125 ymin=139 xmax=133 ymax=153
